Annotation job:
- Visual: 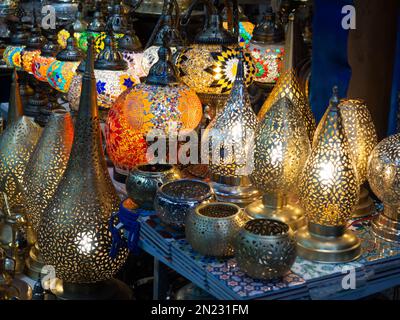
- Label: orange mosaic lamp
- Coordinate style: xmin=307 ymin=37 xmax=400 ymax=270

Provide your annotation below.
xmin=21 ymin=16 xmax=46 ymax=74
xmin=106 ymin=43 xmax=203 ymax=181
xmin=32 ymin=33 xmax=60 ymax=82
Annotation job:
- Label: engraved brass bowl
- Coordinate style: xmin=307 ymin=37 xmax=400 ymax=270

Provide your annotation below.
xmin=126 ymin=164 xmax=182 ymax=210
xmin=185 ymin=203 xmax=248 ymax=257
xmin=154 ymin=179 xmax=213 ymax=229
xmin=235 ymin=219 xmax=296 ymax=280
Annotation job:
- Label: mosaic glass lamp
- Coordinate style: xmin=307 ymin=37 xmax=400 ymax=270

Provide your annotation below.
xmin=245 ymin=97 xmax=311 ymax=230
xmin=368 ymin=134 xmax=400 ymax=243
xmin=77 ymin=4 xmax=106 ymax=53
xmin=175 ymin=0 xmax=255 ymax=118
xmin=46 ymin=30 xmax=83 ymax=93
xmin=222 ymin=5 xmax=255 ymax=47
xmin=32 ymin=32 xmax=60 ymax=82
xmin=118 ymin=28 xmax=145 ymax=79
xmin=258 ymin=13 xmax=315 ymax=142
xmin=247 ymin=8 xmax=285 ymax=87
xmin=296 ymin=87 xmax=361 ymax=263
xmin=67 ymin=33 xmax=139 ymax=117
xmin=203 ymin=49 xmax=259 ymax=206
xmin=38 ymin=39 xmax=130 ymax=300
xmin=21 ymin=15 xmax=46 ymax=74
xmin=57 ymin=4 xmax=88 ymax=49
xmin=141 ymin=0 xmax=183 ymax=76
xmin=105 ymin=40 xmax=203 ymax=182
xmin=2 ymin=17 xmax=30 ymax=70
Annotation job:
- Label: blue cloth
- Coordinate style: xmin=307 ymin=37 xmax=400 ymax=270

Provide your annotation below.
xmin=310 ymin=0 xmax=353 ymax=121
xmin=109 ymin=200 xmax=141 ymax=259
xmin=387 ymin=7 xmax=400 ymax=136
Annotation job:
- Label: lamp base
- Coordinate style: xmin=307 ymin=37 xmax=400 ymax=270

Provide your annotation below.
xmin=53 ymin=279 xmax=133 ymax=300
xmin=295 ymin=223 xmax=361 ymax=263
xmin=352 ymin=187 xmax=375 ymax=218
xmin=25 ymin=243 xmax=45 ymax=281
xmin=245 ymin=200 xmax=306 ymax=231
xmin=211 ymin=182 xmax=261 ymax=208
xmin=371 ymin=213 xmax=400 ymax=243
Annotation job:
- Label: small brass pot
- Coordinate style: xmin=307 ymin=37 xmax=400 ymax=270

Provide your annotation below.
xmin=235 ymin=219 xmax=296 ymax=280
xmin=185 ymin=203 xmax=248 ymax=257
xmin=126 ymin=164 xmax=182 ymax=209
xmin=154 ymin=179 xmax=213 ymax=229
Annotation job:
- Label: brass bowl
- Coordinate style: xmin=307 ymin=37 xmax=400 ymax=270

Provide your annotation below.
xmin=126 ymin=164 xmax=182 ymax=210
xmin=185 ymin=203 xmax=248 ymax=257
xmin=154 ymin=179 xmax=213 ymax=229
xmin=235 ymin=219 xmax=296 ymax=280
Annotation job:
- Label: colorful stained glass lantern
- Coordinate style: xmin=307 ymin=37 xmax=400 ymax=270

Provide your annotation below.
xmin=46 ymin=32 xmax=83 ymax=93
xmin=247 ymin=8 xmax=285 ymax=86
xmin=21 ymin=16 xmax=46 ymax=74
xmin=32 ymin=33 xmax=60 ymax=82
xmin=2 ymin=19 xmax=30 ymax=69
xmin=106 ymin=43 xmax=203 ymax=180
xmin=57 ymin=6 xmax=87 ymax=49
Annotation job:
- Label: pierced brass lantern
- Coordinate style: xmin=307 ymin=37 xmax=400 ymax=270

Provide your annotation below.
xmin=296 ymin=87 xmax=361 ymax=263
xmin=203 ymin=50 xmax=260 ymax=206
xmin=38 ymin=40 xmax=129 ymax=299
xmin=258 ymin=13 xmax=315 ymax=142
xmin=245 ymin=97 xmax=310 ymax=230
xmin=368 ymin=134 xmax=400 ymax=243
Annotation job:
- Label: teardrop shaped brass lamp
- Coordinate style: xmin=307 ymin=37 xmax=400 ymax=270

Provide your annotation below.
xmin=245 ymin=97 xmax=311 ymax=230
xmin=203 ymin=49 xmax=260 ymax=206
xmin=257 ymin=13 xmax=315 ymax=142
xmin=339 ymin=99 xmax=378 ymax=218
xmin=0 ymin=71 xmax=42 ymax=211
xmin=38 ymin=39 xmax=130 ymax=300
xmin=295 ymin=87 xmax=361 ymax=263
xmin=22 ymin=110 xmax=74 ymax=280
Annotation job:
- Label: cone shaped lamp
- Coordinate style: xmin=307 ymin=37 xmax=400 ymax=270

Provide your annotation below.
xmin=295 ymin=87 xmax=361 ymax=263
xmin=38 ymin=39 xmax=130 ymax=299
xmin=203 ymin=49 xmax=259 ymax=206
xmin=0 ymin=71 xmax=42 ymax=211
xmin=245 ymin=97 xmax=310 ymax=230
xmin=22 ymin=110 xmax=74 ymax=280
xmin=258 ymin=13 xmax=315 ymax=142
xmin=368 ymin=134 xmax=400 ymax=243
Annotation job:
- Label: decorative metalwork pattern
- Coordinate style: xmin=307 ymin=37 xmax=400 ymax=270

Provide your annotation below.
xmin=252 ymin=97 xmax=310 ymax=194
xmin=185 ymin=203 xmax=248 ymax=257
xmin=368 ymin=134 xmax=400 ymax=212
xmin=203 ymin=59 xmax=258 ymax=178
xmin=38 ymin=41 xmax=128 ymax=283
xmin=32 ymin=55 xmax=56 ymax=82
xmin=235 ymin=219 xmax=296 ymax=280
xmin=299 ymin=105 xmax=359 ymax=226
xmin=105 ymin=83 xmax=203 ymax=171
xmin=258 ymin=69 xmax=316 ymax=141
xmin=126 ymin=164 xmax=182 ymax=209
xmin=175 ymin=45 xmax=255 ymax=95
xmin=67 ymin=70 xmax=140 ymax=111
xmin=3 ymin=45 xmax=24 ymax=69
xmin=21 ymin=50 xmax=40 ymax=74
xmin=339 ymin=99 xmax=378 ymax=185
xmin=22 ymin=111 xmax=74 ymax=233
xmin=0 ymin=116 xmax=42 ymax=210
xmin=154 ymin=179 xmax=213 ymax=228
xmin=46 ymin=60 xmax=80 ymax=93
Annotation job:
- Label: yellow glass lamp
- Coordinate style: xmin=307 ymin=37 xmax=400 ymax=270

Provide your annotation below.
xmin=258 ymin=13 xmax=315 ymax=142
xmin=106 ymin=42 xmax=203 ymax=182
xmin=175 ymin=0 xmax=255 ymax=118
xmin=245 ymin=96 xmax=311 ymax=230
xmin=67 ymin=33 xmax=140 ymax=118
xmin=57 ymin=6 xmax=87 ymax=49
xmin=203 ymin=50 xmax=259 ymax=206
xmin=368 ymin=134 xmax=400 ymax=243
xmin=296 ymin=87 xmax=361 ymax=263
xmin=247 ymin=8 xmax=285 ymax=87
xmin=46 ymin=31 xmax=83 ymax=94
